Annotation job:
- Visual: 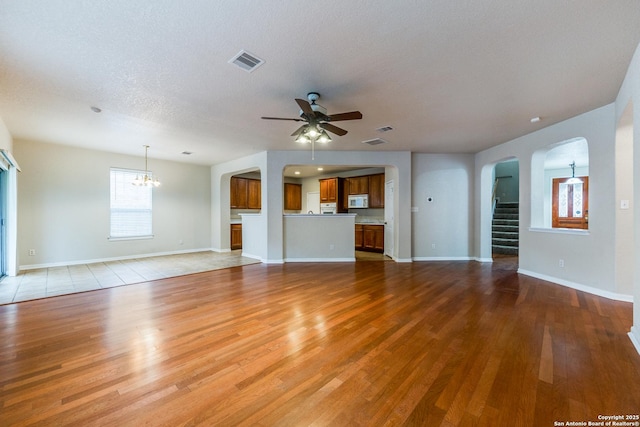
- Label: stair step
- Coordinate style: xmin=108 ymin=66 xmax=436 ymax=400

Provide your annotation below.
xmin=492 ymin=245 xmax=519 ymax=255
xmin=496 ymin=202 xmax=519 ymax=209
xmin=492 ymin=224 xmax=518 ymax=230
xmin=492 ymin=219 xmax=519 ymax=226
xmin=493 ymin=213 xmax=519 ymax=220
xmin=492 ymin=238 xmax=519 ymax=247
xmin=494 ymin=209 xmax=519 ymax=216
xmin=492 ymin=231 xmax=518 ymax=240
xmin=493 ymin=202 xmax=519 ymax=256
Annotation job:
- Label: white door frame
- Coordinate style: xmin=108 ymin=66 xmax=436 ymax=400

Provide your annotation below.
xmin=384 ymin=180 xmax=394 ymax=258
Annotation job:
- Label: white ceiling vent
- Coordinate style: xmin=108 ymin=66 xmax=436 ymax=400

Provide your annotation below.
xmin=376 ymin=126 xmax=394 ymax=133
xmin=229 ymin=50 xmax=264 ymax=72
xmin=362 ymin=138 xmax=388 ymax=146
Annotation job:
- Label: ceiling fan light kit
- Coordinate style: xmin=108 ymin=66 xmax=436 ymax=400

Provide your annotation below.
xmin=262 ymin=92 xmax=362 ymax=159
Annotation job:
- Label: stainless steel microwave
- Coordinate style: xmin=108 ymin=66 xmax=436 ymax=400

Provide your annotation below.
xmin=348 ymin=194 xmax=369 ymax=208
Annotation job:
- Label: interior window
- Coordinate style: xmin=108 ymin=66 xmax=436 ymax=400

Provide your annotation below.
xmin=543 ymin=138 xmax=589 ymax=230
xmin=552 ymin=175 xmax=588 ymax=229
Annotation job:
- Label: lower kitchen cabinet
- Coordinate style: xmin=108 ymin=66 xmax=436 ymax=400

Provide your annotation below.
xmin=355 ymin=224 xmax=364 ymax=249
xmin=230 ymin=224 xmax=242 ymax=250
xmin=357 ymin=224 xmax=384 ymax=252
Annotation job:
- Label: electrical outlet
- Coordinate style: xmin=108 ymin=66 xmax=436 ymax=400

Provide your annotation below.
xmin=559 ymin=259 xmax=564 ymax=268
xmin=431 ymin=243 xmax=436 ymax=249
xmin=329 ymin=244 xmax=335 ymax=250
xmin=28 ymin=249 xmax=36 ymax=256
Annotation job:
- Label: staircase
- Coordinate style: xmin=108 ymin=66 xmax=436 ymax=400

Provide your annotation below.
xmin=492 ymin=202 xmax=519 ymax=256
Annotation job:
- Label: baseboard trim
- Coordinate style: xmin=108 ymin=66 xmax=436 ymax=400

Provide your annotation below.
xmin=629 ymin=327 xmax=640 ymax=356
xmin=19 ymin=247 xmax=215 ymax=271
xmin=475 ymin=257 xmax=494 ymax=263
xmin=240 ymin=252 xmax=263 ymax=262
xmin=283 ymin=257 xmax=356 ymax=263
xmin=518 ymin=268 xmax=633 ymax=302
xmin=413 ymin=256 xmax=474 ymax=262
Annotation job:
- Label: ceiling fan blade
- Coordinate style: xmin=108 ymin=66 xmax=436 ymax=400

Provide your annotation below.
xmin=295 ymin=98 xmax=316 ymax=119
xmin=291 ymin=125 xmax=307 ymax=137
xmin=261 ymin=116 xmax=304 ymax=121
xmin=319 ymin=122 xmax=348 ymax=136
xmin=327 ymin=111 xmax=363 ymax=121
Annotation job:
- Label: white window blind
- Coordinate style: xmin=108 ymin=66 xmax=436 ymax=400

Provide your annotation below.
xmin=110 ymin=168 xmax=153 ymax=239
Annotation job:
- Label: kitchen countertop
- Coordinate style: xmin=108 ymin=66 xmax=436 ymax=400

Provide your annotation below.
xmin=354 ymin=218 xmax=384 ymax=224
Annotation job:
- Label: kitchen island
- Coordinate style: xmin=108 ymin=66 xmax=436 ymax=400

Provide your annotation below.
xmin=283 ymin=214 xmax=357 ymax=262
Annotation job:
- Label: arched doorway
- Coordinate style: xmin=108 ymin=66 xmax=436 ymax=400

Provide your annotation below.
xmin=492 ymin=159 xmax=520 ymax=259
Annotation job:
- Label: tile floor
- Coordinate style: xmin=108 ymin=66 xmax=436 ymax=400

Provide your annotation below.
xmin=0 ymin=251 xmax=260 ymax=305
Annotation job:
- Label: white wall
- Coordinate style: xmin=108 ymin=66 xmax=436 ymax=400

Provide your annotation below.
xmin=16 ymin=139 xmax=212 ymax=268
xmin=476 ymin=104 xmax=622 ymax=300
xmin=616 ymin=40 xmax=640 ymax=353
xmin=495 ymin=160 xmax=519 ymax=203
xmin=0 ymin=117 xmax=12 ymax=151
xmin=412 ymin=153 xmax=475 ymax=260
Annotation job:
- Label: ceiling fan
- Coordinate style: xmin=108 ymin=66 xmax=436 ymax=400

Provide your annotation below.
xmin=261 ymin=92 xmax=363 ymax=141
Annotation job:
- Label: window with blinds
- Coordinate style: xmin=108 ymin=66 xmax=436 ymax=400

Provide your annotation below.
xmin=110 ymin=168 xmax=153 ymax=239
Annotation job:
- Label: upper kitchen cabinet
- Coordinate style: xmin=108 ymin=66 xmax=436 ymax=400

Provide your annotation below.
xmin=348 ymin=176 xmax=369 ymax=195
xmin=368 ymin=173 xmax=385 ymax=208
xmin=247 ymin=178 xmax=261 ymax=209
xmin=230 ymin=176 xmax=261 ymax=209
xmin=230 ymin=176 xmax=247 ymax=208
xmin=284 ymin=183 xmax=302 ymax=210
xmin=319 ymin=178 xmax=338 ymax=202
xmin=319 ymin=177 xmax=348 ymax=212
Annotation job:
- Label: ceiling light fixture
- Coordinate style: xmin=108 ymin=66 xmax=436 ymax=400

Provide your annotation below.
xmin=294 ymin=124 xmax=332 ymax=160
xmin=530 ymin=116 xmax=541 ymax=123
xmin=566 ymin=161 xmax=582 ymax=184
xmin=132 ymin=145 xmax=160 ymax=187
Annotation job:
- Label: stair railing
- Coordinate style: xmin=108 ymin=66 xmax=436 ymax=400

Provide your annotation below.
xmin=491 ymin=178 xmax=499 ymax=214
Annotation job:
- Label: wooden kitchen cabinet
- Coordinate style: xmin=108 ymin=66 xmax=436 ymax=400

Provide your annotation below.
xmin=230 ymin=176 xmax=248 ymax=208
xmin=247 ymin=178 xmax=261 ymax=209
xmin=348 ymin=176 xmax=369 ymax=195
xmin=319 ymin=177 xmax=348 ymax=212
xmin=230 ymin=224 xmax=242 ymax=250
xmin=342 ymin=179 xmax=350 ymax=212
xmin=319 ymin=178 xmax=337 ymax=202
xmin=230 ymin=177 xmax=261 ymax=209
xmin=284 ymin=183 xmax=302 ymax=210
xmin=368 ymin=173 xmax=385 ymax=208
xmin=363 ymin=224 xmax=384 ymax=252
xmin=354 ymin=224 xmax=364 ymax=249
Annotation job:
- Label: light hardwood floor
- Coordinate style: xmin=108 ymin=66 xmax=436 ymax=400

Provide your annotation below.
xmin=1 ymin=258 xmax=639 ymax=426
xmin=0 ymin=251 xmax=261 ymax=305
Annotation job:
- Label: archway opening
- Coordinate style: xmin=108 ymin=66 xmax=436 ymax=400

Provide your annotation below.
xmin=492 ymin=159 xmax=520 ymax=260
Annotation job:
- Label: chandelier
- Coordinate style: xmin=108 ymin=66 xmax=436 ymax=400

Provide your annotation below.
xmin=132 ymin=145 xmax=160 ymax=187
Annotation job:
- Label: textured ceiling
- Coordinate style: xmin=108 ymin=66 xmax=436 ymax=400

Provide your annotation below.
xmin=1 ymin=0 xmax=639 ymax=166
